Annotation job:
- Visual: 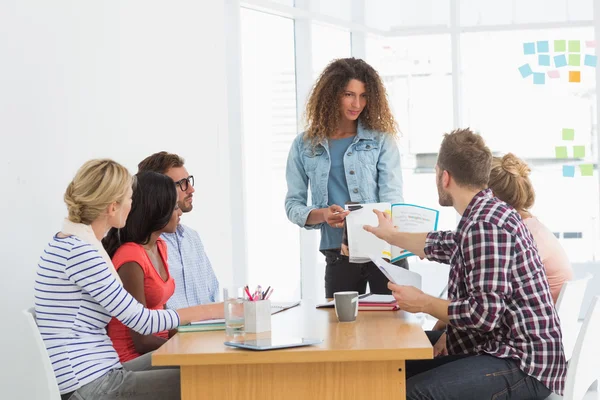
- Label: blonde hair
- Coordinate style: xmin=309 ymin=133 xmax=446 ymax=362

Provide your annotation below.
xmin=64 ymin=159 xmax=133 ymax=224
xmin=488 ymin=153 xmax=535 ymax=212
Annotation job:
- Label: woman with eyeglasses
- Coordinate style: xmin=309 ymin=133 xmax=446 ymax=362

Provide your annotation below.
xmin=285 ymin=57 xmax=406 ymax=298
xmin=34 ymin=160 xmax=222 ymax=400
xmin=103 ymin=171 xmax=222 ymax=363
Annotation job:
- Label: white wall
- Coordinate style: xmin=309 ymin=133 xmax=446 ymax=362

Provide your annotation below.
xmin=0 ymin=1 xmax=233 ymax=398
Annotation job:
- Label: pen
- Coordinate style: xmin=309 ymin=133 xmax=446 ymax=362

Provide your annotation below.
xmin=265 ymin=288 xmax=274 ymax=300
xmin=253 ymin=285 xmax=262 ymax=301
xmin=262 ymin=286 xmax=271 ymax=300
xmin=244 ymin=286 xmax=254 ymax=301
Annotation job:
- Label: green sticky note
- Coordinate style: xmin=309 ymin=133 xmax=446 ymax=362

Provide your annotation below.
xmin=569 ymin=40 xmax=580 ymax=52
xmin=562 ymin=128 xmax=575 ymax=140
xmin=554 ymin=40 xmax=566 ymax=52
xmin=569 ymin=54 xmax=581 ymax=66
xmin=580 ymin=164 xmax=594 ymax=176
xmin=573 ymin=145 xmax=585 ymax=158
xmin=555 ymin=146 xmax=568 ymax=158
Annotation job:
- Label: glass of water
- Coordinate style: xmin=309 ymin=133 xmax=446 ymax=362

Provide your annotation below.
xmin=223 ymin=286 xmax=245 ymax=335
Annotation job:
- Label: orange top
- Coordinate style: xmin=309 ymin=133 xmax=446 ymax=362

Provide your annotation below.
xmin=524 ymin=217 xmax=574 ymax=303
xmin=107 ymin=239 xmax=175 ymax=362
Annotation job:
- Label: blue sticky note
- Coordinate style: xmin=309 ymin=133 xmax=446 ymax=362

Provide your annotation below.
xmin=554 ymin=54 xmax=568 ymax=68
xmin=538 ymin=54 xmax=551 ymax=66
xmin=533 ymin=72 xmax=545 ymax=84
xmin=537 ymin=41 xmax=549 ymax=53
xmin=523 ymin=42 xmax=536 ymax=55
xmin=584 ymin=54 xmax=598 ymax=67
xmin=519 ymin=64 xmax=533 ymax=78
xmin=563 ymin=165 xmax=575 ymax=178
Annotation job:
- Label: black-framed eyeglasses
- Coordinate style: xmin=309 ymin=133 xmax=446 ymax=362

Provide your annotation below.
xmin=175 ymin=175 xmax=194 ymax=191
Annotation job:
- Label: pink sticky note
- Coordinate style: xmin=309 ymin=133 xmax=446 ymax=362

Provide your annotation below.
xmin=586 ymin=40 xmax=596 ymax=48
xmin=547 ymin=70 xmax=560 ymax=78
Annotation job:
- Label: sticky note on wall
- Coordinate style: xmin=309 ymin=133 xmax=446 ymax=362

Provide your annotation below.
xmin=563 ymin=165 xmax=575 ymax=177
xmin=562 ymin=128 xmax=575 ymax=140
xmin=537 ymin=41 xmax=549 ymax=52
xmin=533 ymin=72 xmax=545 ymax=84
xmin=555 ymin=40 xmax=566 ymax=52
xmin=554 ymin=54 xmax=567 ymax=68
xmin=573 ymin=145 xmax=586 ymax=158
xmin=555 ymin=146 xmax=568 ymax=158
xmin=569 ymin=54 xmax=581 ymax=66
xmin=523 ymin=42 xmax=536 ymax=55
xmin=547 ymin=70 xmax=560 ymax=78
xmin=584 ymin=55 xmax=598 ymax=67
xmin=538 ymin=55 xmax=550 ymax=66
xmin=569 ymin=40 xmax=581 ymax=52
xmin=569 ymin=71 xmax=581 ymax=83
xmin=580 ymin=164 xmax=594 ymax=176
xmin=519 ymin=64 xmax=533 ymax=78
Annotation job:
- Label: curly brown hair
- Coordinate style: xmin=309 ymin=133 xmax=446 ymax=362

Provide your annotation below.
xmin=304 ymin=57 xmax=397 ymax=144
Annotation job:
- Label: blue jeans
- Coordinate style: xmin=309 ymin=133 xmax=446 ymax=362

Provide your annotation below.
xmin=406 ymin=331 xmax=551 ymax=400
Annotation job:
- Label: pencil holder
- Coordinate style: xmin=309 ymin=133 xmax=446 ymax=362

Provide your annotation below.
xmin=244 ymin=300 xmax=271 ymax=333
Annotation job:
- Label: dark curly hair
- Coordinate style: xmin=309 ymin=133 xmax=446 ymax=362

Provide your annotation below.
xmin=304 ymin=57 xmax=397 ymax=145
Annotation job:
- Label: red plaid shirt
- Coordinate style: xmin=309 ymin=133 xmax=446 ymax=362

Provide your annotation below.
xmin=425 ymin=189 xmax=566 ymax=394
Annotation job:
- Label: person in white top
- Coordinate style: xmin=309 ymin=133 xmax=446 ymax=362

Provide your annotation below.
xmin=35 ymin=159 xmax=222 ymax=400
xmin=488 ymin=153 xmax=573 ymax=303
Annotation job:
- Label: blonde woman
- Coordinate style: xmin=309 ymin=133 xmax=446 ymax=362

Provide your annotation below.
xmin=34 ymin=159 xmax=222 ymax=400
xmin=489 ymin=153 xmax=573 ymax=303
xmin=285 ymin=57 xmax=405 ymax=297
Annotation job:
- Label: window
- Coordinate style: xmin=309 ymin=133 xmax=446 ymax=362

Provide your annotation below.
xmin=311 ymin=22 xmax=352 ymax=78
xmin=461 ymin=27 xmax=598 ymax=261
xmin=460 ymin=0 xmax=593 ymax=26
xmin=241 ymin=9 xmax=300 ymax=299
xmin=366 ymin=0 xmax=450 ymax=31
xmin=366 ymin=34 xmax=456 ymax=231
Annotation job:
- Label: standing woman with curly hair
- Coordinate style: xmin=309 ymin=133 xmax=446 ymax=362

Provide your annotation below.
xmin=285 ymin=57 xmax=405 ymax=297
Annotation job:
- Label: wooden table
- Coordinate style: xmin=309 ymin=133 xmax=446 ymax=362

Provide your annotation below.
xmin=153 ymin=301 xmax=432 ymax=400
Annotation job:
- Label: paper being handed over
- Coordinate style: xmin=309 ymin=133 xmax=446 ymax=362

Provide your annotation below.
xmin=369 ymin=255 xmax=422 ymax=289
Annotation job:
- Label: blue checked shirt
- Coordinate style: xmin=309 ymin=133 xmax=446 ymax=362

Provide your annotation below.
xmin=161 ymin=224 xmax=220 ymax=309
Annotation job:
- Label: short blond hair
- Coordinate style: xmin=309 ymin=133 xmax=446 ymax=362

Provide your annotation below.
xmin=64 ymin=159 xmax=133 ymax=224
xmin=488 ymin=153 xmax=535 ymax=212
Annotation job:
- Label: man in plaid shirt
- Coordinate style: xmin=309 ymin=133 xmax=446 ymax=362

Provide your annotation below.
xmin=365 ymin=129 xmax=566 ymax=399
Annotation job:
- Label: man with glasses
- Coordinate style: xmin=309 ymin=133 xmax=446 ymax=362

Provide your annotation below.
xmin=138 ymin=152 xmax=220 ymax=309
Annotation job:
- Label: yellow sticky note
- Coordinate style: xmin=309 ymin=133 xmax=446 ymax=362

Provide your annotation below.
xmin=573 ymin=145 xmax=585 ymax=158
xmin=580 ymin=164 xmax=594 ymax=176
xmin=569 ymin=71 xmax=581 ymax=83
xmin=555 ymin=146 xmax=568 ymax=158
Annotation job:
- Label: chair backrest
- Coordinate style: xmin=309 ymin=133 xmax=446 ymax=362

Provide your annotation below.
xmin=23 ymin=308 xmax=61 ymax=400
xmin=555 ymin=274 xmax=592 ymax=360
xmin=563 ymin=295 xmax=600 ymax=400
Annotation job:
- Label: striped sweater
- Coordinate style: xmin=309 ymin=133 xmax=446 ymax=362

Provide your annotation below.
xmin=34 ymin=234 xmax=180 ymax=394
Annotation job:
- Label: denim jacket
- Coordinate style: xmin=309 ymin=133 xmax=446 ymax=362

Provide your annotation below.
xmin=285 ymin=123 xmax=404 ymax=230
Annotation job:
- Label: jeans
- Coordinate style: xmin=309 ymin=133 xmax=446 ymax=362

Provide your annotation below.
xmin=321 ymin=250 xmax=408 ymax=298
xmin=405 ymin=331 xmax=552 ymax=400
xmin=62 ymin=352 xmax=180 ymax=400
